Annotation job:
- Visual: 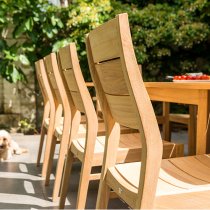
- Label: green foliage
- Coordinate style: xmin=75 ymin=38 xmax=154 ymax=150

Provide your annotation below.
xmin=0 ymin=0 xmax=111 ymax=83
xmin=113 ymin=0 xmax=210 ymax=80
xmin=17 ymin=118 xmax=37 ymax=134
xmin=0 ymin=0 xmax=210 ymax=83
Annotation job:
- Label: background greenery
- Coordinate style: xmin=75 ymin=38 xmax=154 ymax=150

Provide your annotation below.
xmin=0 ymin=0 xmax=210 ymax=82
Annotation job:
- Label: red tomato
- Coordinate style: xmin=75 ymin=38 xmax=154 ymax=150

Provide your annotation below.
xmin=181 ymin=75 xmax=187 ymax=80
xmin=186 ymin=75 xmax=192 ymax=80
xmin=196 ymin=75 xmax=202 ymax=80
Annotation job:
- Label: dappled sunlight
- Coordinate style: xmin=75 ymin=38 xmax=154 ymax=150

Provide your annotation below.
xmin=0 ymin=193 xmax=70 ymax=208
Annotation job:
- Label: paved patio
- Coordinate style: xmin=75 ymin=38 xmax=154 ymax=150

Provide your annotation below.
xmin=0 ymin=131 xmax=188 ymax=209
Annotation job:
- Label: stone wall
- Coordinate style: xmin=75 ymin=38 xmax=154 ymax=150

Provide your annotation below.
xmin=0 ymin=29 xmax=43 ymax=131
xmin=0 ymin=68 xmax=40 ymax=130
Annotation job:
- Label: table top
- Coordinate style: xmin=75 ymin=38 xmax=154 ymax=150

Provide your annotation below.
xmin=145 ymin=82 xmax=210 ymax=90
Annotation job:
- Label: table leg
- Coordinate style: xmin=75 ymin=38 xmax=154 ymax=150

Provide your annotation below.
xmin=188 ymin=105 xmax=197 ymax=155
xmin=196 ymin=91 xmax=208 ymax=155
xmin=162 ymin=102 xmax=170 ymax=141
xmin=206 ymin=91 xmax=210 ymax=153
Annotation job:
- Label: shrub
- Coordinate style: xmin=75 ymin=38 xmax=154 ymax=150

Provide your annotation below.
xmin=0 ymin=0 xmax=111 ymax=83
xmin=0 ymin=0 xmax=209 ymax=83
xmin=112 ymin=0 xmax=210 ymax=80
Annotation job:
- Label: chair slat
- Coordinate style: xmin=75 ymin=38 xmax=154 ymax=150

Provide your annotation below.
xmin=106 ymin=94 xmax=138 ymax=129
xmin=95 ymin=59 xmax=128 ymax=95
xmin=88 ymin=18 xmax=120 ymax=63
xmin=48 ymin=74 xmax=58 ymax=90
xmin=71 ymin=91 xmax=85 ymax=113
xmin=63 ymin=69 xmax=79 ymax=92
xmin=58 ymin=46 xmax=73 ymax=69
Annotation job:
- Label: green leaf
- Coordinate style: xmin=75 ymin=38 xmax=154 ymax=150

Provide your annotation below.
xmin=4 ymin=50 xmax=19 ymax=61
xmin=25 ymin=18 xmax=34 ymax=31
xmin=13 ymin=22 xmax=26 ymax=38
xmin=52 ymin=38 xmax=72 ymax=52
xmin=51 ymin=15 xmax=56 ymax=26
xmin=19 ymin=54 xmax=30 ymax=65
xmin=0 ymin=39 xmax=6 ymax=51
xmin=52 ymin=28 xmax=58 ymax=34
xmin=33 ymin=16 xmax=39 ymax=22
xmin=57 ymin=19 xmax=64 ymax=28
xmin=0 ymin=17 xmax=5 ymax=23
xmin=11 ymin=66 xmax=19 ymax=83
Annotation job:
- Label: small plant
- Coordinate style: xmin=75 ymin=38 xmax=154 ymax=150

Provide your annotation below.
xmin=17 ymin=119 xmax=38 ymax=135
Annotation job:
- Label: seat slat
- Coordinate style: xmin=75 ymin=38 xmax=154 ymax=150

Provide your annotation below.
xmin=195 ymin=154 xmax=210 ymax=168
xmin=161 ymin=159 xmax=207 ymax=185
xmin=115 ymin=160 xmax=210 ymax=197
xmin=169 ymin=156 xmax=210 ymax=183
xmin=155 ymin=190 xmax=210 ymax=209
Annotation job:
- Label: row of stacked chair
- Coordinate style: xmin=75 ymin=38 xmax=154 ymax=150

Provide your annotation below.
xmin=35 ymin=13 xmax=210 ymax=209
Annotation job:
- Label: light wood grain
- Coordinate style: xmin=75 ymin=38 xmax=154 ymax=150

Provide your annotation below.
xmin=58 ymin=45 xmax=73 ymax=69
xmin=88 ymin=18 xmax=120 ymax=63
xmin=95 ymin=59 xmax=128 ymax=95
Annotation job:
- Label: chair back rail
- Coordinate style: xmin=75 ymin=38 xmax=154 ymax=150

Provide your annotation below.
xmin=35 ymin=60 xmax=52 ymax=109
xmin=44 ymin=55 xmax=63 ymax=127
xmin=44 ymin=55 xmax=62 ymax=106
xmin=35 ymin=61 xmax=48 ymax=104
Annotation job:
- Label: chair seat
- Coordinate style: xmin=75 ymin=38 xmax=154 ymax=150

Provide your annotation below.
xmin=107 ymin=154 xmax=210 ymax=209
xmin=71 ymin=133 xmax=184 ymax=167
xmin=44 ymin=117 xmax=64 ymax=129
xmin=44 ymin=115 xmax=90 ymax=130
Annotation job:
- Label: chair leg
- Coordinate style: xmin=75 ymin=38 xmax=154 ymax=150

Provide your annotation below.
xmin=52 ymin=132 xmax=70 ymax=201
xmin=59 ymin=151 xmax=74 ymax=209
xmin=37 ymin=126 xmax=46 ymax=167
xmin=42 ymin=125 xmax=55 ymax=178
xmin=76 ymin=160 xmax=93 ymax=209
xmin=96 ymin=181 xmax=110 ymax=209
xmin=45 ymin=135 xmax=57 ymax=186
xmin=168 ymin=122 xmax=172 ymax=141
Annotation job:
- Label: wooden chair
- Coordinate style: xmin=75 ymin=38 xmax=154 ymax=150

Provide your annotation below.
xmin=86 ymin=13 xmax=210 ymax=209
xmin=57 ymin=44 xmax=184 ymax=209
xmin=35 ymin=60 xmax=65 ymax=171
xmin=35 ymin=60 xmax=51 ymax=167
xmin=39 ymin=55 xmax=63 ymax=180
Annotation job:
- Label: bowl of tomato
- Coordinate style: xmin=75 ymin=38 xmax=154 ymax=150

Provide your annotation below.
xmin=173 ymin=74 xmax=210 ymax=82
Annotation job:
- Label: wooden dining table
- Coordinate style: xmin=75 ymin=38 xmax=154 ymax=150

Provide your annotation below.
xmin=145 ymin=82 xmax=210 ymax=155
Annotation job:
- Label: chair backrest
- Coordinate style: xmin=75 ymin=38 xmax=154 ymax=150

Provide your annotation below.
xmin=58 ymin=43 xmax=98 ymax=125
xmin=86 ymin=13 xmax=163 ymax=208
xmin=35 ymin=59 xmax=54 ymax=121
xmin=35 ymin=59 xmax=52 ymax=106
xmin=43 ymin=54 xmax=63 ymax=127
